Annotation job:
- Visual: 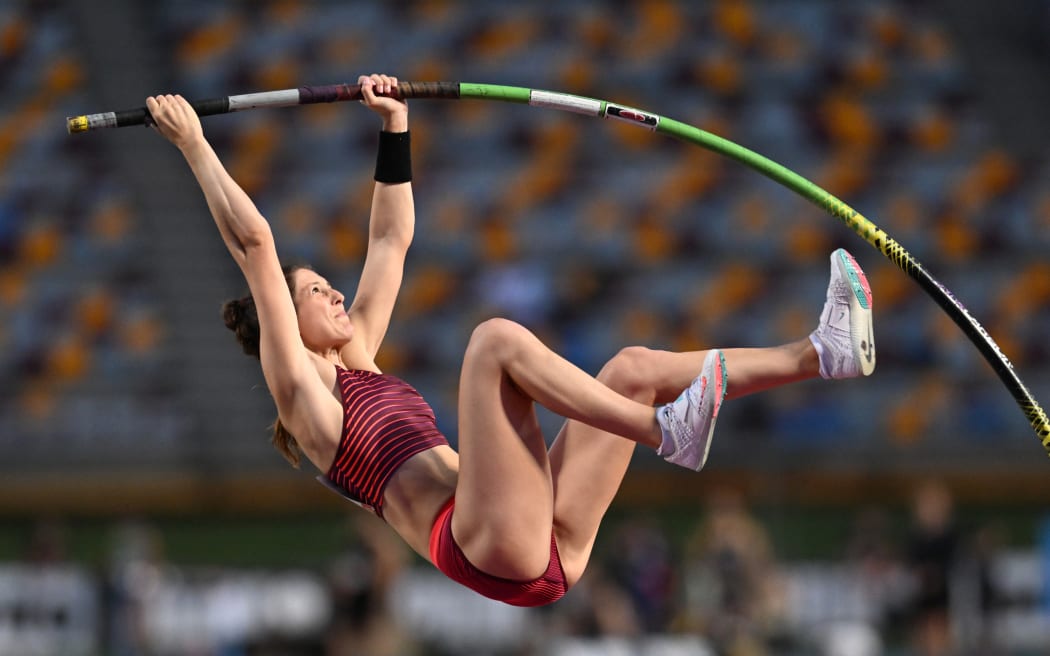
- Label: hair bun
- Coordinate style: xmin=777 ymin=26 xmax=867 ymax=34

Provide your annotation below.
xmin=221 ymin=297 xmax=250 ymax=331
xmin=221 ymin=296 xmax=261 ymax=357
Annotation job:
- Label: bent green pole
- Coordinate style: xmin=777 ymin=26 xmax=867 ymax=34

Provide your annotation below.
xmin=68 ymin=80 xmax=1050 ymax=453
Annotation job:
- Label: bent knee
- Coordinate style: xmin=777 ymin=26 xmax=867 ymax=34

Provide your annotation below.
xmin=598 ymin=346 xmax=660 ymax=402
xmin=465 ymin=318 xmax=532 ymax=365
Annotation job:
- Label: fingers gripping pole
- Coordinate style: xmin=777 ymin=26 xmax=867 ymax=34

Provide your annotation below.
xmin=67 ymin=97 xmax=232 ymax=133
xmin=65 ymin=81 xmax=462 ymax=134
xmin=66 ymin=81 xmax=1050 ymax=453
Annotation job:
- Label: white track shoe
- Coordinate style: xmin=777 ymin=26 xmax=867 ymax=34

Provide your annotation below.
xmin=656 ymin=349 xmax=728 ymax=471
xmin=809 ymin=248 xmax=876 ymax=379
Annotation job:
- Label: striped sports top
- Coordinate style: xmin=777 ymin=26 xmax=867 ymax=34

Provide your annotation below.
xmin=320 ymin=366 xmax=450 ymax=519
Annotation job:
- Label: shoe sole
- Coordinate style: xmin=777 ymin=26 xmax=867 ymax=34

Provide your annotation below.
xmin=834 ymin=249 xmax=876 ymax=376
xmin=695 ymin=350 xmax=729 ymax=471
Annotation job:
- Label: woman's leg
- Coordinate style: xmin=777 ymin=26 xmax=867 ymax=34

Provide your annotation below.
xmin=549 ymin=246 xmax=877 ymax=584
xmin=452 ymin=317 xmax=673 ymax=580
xmin=453 ymin=247 xmax=873 ymax=581
xmin=550 ymin=340 xmax=819 ymax=586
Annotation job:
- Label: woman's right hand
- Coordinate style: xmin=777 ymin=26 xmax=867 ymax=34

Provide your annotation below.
xmin=146 ymin=94 xmax=204 ymax=151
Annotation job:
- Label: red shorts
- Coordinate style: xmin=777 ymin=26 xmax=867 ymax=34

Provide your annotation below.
xmin=428 ymin=497 xmax=569 ymax=607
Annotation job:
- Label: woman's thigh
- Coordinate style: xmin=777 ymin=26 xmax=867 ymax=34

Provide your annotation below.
xmin=452 ymin=320 xmax=557 ymax=580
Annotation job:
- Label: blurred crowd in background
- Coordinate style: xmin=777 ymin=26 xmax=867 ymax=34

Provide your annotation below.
xmin=1 ymin=0 xmax=1049 ymax=654
xmin=4 ymin=479 xmax=1047 ymax=655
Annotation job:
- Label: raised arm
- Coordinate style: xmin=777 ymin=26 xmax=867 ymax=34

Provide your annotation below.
xmin=344 ymin=74 xmax=414 ymax=361
xmin=146 ymin=94 xmax=275 ymax=270
xmin=146 ymin=94 xmax=312 ymax=404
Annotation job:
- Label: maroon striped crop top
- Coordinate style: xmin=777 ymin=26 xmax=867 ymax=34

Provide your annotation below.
xmin=319 ymin=366 xmax=450 ymax=518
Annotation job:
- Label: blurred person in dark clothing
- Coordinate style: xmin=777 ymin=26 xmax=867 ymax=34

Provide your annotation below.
xmin=326 ymin=514 xmax=417 ymax=656
xmin=679 ymin=487 xmax=786 ymax=655
xmin=905 ymin=480 xmax=959 ymax=656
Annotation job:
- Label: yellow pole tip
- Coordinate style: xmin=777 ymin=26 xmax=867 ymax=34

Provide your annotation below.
xmin=66 ymin=115 xmax=88 ymax=134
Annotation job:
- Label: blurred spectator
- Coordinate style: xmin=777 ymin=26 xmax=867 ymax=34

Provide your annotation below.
xmin=846 ymin=505 xmax=909 ymax=614
xmin=102 ymin=520 xmax=167 ymax=656
xmin=904 ymin=480 xmax=960 ymax=656
xmin=957 ymin=521 xmax=1009 ymax=655
xmin=604 ymin=518 xmax=677 ymax=633
xmin=325 ymin=513 xmax=417 ymax=656
xmin=553 ymin=562 xmax=644 ymax=640
xmin=678 ymin=487 xmax=786 ymax=655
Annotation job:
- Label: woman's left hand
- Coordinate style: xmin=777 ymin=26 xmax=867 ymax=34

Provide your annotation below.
xmin=359 ymin=73 xmax=408 ymax=132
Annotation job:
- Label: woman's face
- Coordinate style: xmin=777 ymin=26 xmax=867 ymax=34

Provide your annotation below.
xmin=291 ymin=269 xmax=354 ymax=351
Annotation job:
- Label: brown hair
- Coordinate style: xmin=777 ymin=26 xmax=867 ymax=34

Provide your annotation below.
xmin=221 ymin=264 xmax=309 ymax=467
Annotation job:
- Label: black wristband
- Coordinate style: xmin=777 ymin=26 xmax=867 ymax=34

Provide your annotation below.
xmin=374 ymin=130 xmax=412 ymax=183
